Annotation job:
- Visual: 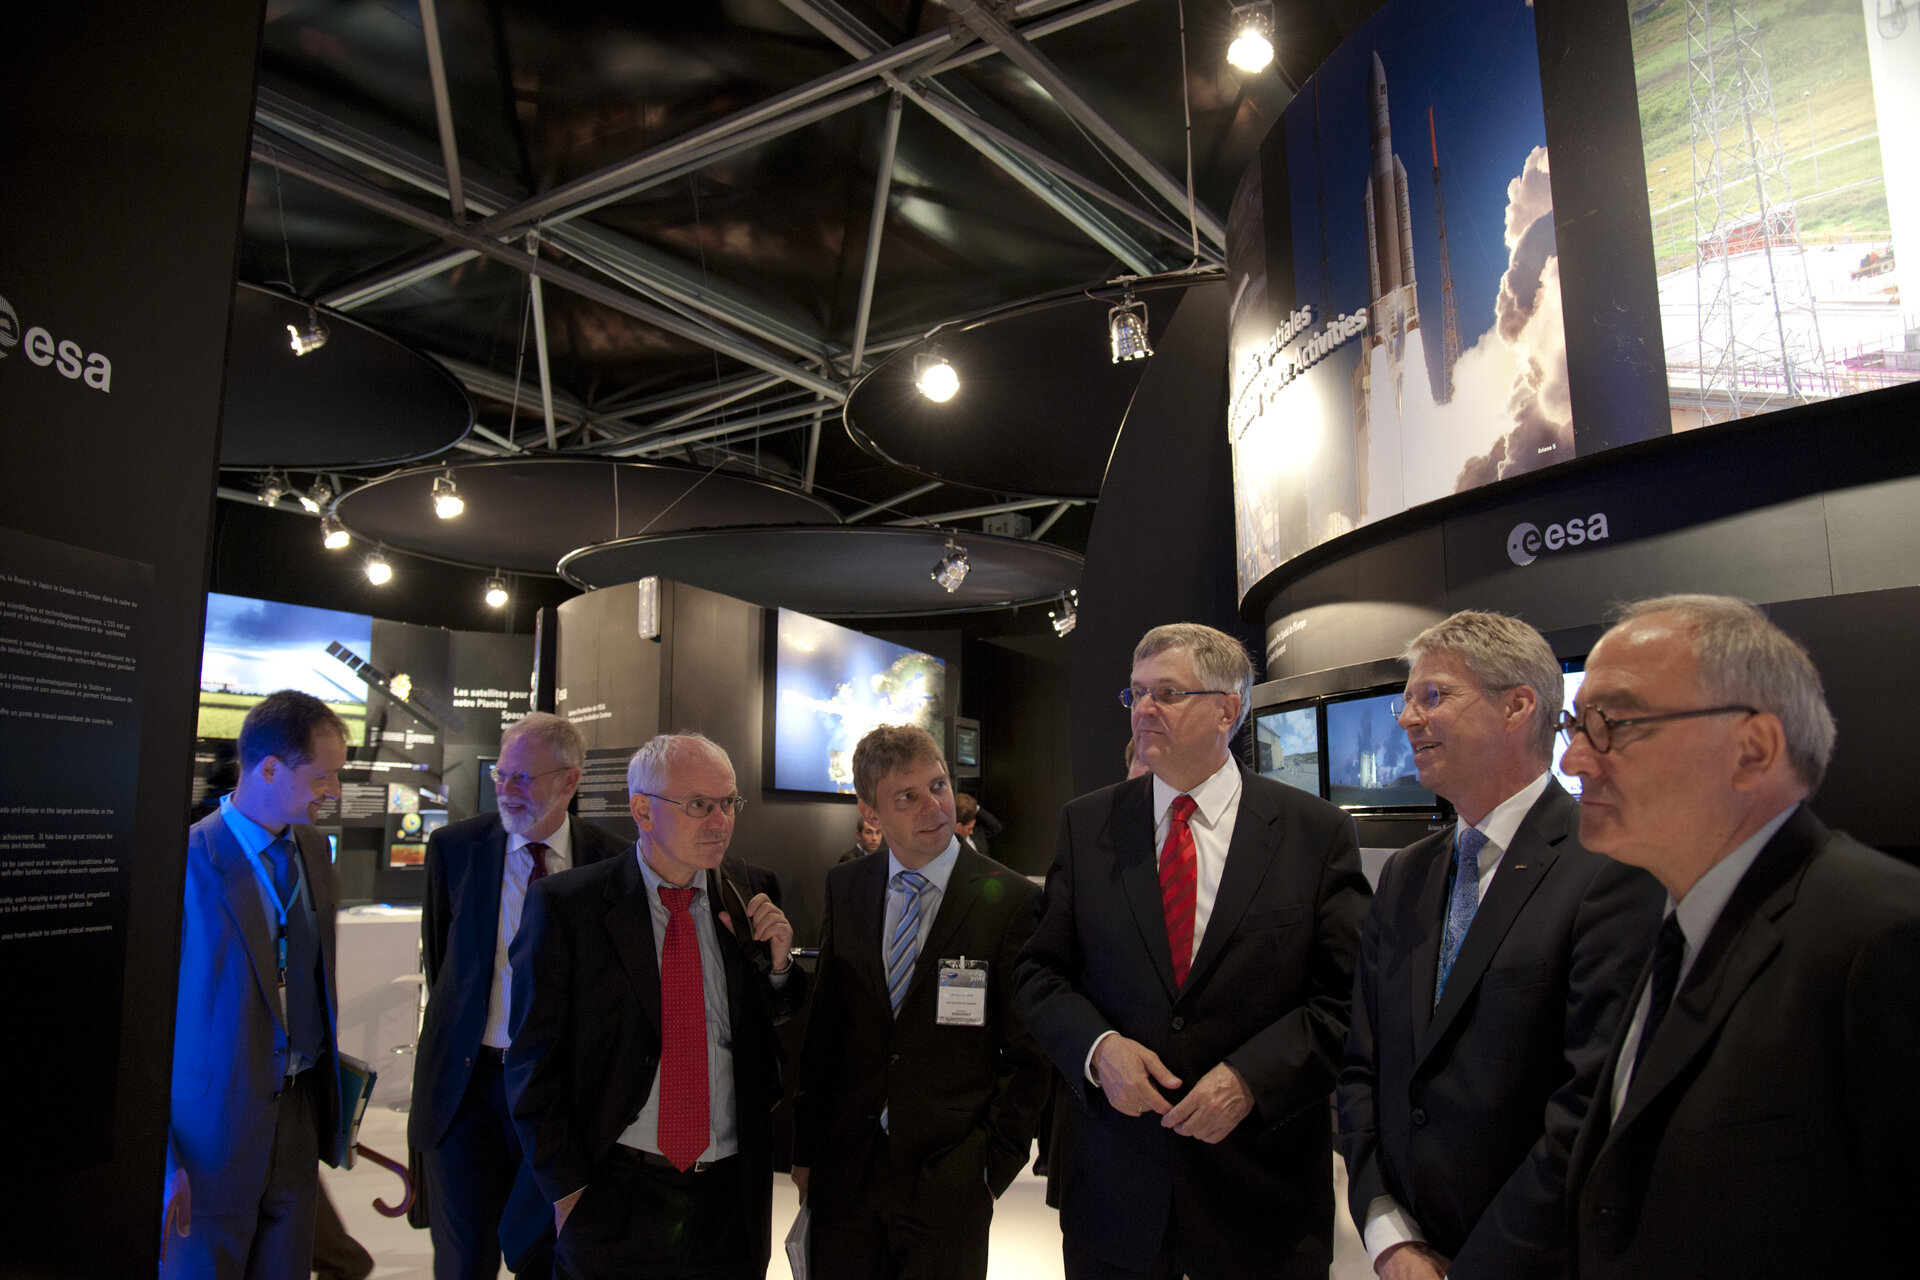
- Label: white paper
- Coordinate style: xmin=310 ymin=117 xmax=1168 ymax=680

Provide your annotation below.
xmin=784 ymin=1200 xmax=811 ymax=1280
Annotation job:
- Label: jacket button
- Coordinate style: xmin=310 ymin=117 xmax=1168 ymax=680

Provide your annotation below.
xmin=890 ymin=1053 xmax=900 ymax=1064
xmin=1171 ymin=1017 xmax=1185 ymax=1031
xmin=1411 ymin=1108 xmax=1427 ymax=1126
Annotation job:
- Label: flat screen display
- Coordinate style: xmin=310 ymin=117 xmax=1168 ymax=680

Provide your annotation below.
xmin=199 ymin=591 xmax=372 ymax=744
xmin=1254 ymin=705 xmax=1321 ymax=797
xmin=772 ymin=608 xmax=947 ymax=795
xmin=1325 ymin=690 xmax=1435 ymax=810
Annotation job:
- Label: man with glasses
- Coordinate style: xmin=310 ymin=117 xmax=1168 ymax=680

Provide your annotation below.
xmin=1016 ymin=623 xmax=1372 ymax=1280
xmin=1336 ymin=612 xmax=1660 ymax=1280
xmin=1558 ymin=595 xmax=1920 ymax=1278
xmin=413 ymin=712 xmax=628 ymax=1280
xmin=794 ymin=724 xmax=1049 ymax=1278
xmin=506 ymin=733 xmax=804 ymax=1279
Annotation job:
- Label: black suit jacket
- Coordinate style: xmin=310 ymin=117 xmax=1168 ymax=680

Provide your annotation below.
xmin=1337 ymin=781 xmax=1662 ymax=1278
xmin=1014 ymin=769 xmax=1372 ymax=1279
xmin=793 ymin=844 xmax=1050 ymax=1219
xmin=504 ymin=847 xmax=806 ymax=1273
xmin=1565 ymin=806 xmax=1920 ymax=1278
xmin=410 ymin=811 xmax=628 ymax=1155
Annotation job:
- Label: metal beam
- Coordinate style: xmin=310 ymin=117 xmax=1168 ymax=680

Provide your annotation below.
xmin=432 ymin=353 xmax=593 ymax=428
xmin=850 ymin=92 xmax=905 ymax=376
xmin=525 ymin=237 xmax=560 ymax=449
xmin=803 ymin=405 xmax=825 ymax=492
xmin=251 ymin=136 xmax=847 ymax=402
xmin=613 ymin=400 xmax=833 ymax=457
xmin=887 ymin=496 xmax=1076 ymax=525
xmin=1028 ymin=500 xmax=1073 ymax=539
xmin=602 ymin=395 xmax=831 ymax=457
xmin=942 ymin=0 xmax=1226 ymax=251
xmin=321 ymin=247 xmax=477 ymax=309
xmin=848 ymin=480 xmax=941 ymax=521
xmin=416 ymin=0 xmax=466 ymax=221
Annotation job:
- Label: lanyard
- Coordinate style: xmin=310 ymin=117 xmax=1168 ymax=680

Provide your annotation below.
xmin=242 ymin=840 xmax=298 ymax=984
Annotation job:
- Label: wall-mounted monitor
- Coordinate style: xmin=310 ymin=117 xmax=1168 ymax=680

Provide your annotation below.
xmin=952 ymin=716 xmax=981 ymax=779
xmin=1254 ymin=704 xmax=1320 ymax=797
xmin=199 ymin=591 xmax=372 ymax=744
xmin=1325 ymin=690 xmax=1436 ymax=811
xmin=770 ymin=608 xmax=947 ymax=795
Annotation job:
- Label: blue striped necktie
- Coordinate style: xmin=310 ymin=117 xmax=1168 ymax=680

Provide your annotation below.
xmin=1434 ymin=826 xmax=1488 ymax=1007
xmin=886 ymin=870 xmax=930 ymax=1016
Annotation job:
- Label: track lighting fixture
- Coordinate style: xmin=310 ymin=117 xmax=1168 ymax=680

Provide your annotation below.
xmin=287 ymin=303 xmax=329 ymax=356
xmin=1050 ymin=590 xmax=1079 ymax=637
xmin=432 ymin=472 xmax=464 ymax=519
xmin=364 ymin=551 xmax=392 ymax=585
xmin=256 ymin=474 xmax=288 ymax=506
xmin=931 ymin=538 xmax=971 ymax=593
xmin=320 ymin=515 xmax=350 ymax=550
xmin=298 ymin=480 xmax=332 ymax=515
xmin=914 ymin=349 xmax=960 ymax=403
xmin=1108 ymin=286 xmax=1152 ymax=363
xmin=1227 ymin=1 xmax=1276 ymax=73
xmin=484 ymin=575 xmax=509 ymax=608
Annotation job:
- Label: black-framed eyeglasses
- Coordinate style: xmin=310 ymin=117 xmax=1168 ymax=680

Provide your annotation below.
xmin=641 ymin=791 xmax=748 ymax=818
xmin=490 ymin=765 xmax=572 ymax=789
xmin=1118 ymin=686 xmax=1233 ymax=710
xmin=1555 ymin=704 xmax=1756 ymax=754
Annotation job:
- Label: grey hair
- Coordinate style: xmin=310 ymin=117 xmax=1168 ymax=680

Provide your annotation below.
xmin=1404 ymin=611 xmax=1563 ymax=760
xmin=501 ymin=711 xmax=586 ymax=770
xmin=1133 ymin=623 xmax=1254 ymax=735
xmin=1611 ymin=594 xmax=1836 ymax=791
xmin=626 ymin=731 xmax=734 ymax=798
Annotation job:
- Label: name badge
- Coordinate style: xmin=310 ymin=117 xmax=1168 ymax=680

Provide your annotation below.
xmin=935 ymin=957 xmax=987 ymax=1026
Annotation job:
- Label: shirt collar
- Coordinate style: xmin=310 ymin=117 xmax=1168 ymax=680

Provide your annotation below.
xmin=218 ymin=792 xmax=281 ymax=858
xmin=1152 ymin=755 xmax=1242 ymax=827
xmin=1461 ymin=771 xmax=1553 ymax=853
xmin=635 ymin=844 xmax=708 ymax=898
xmin=509 ymin=816 xmax=572 ymax=863
xmin=1669 ymin=803 xmax=1799 ymax=950
xmin=889 ymin=837 xmax=961 ymax=894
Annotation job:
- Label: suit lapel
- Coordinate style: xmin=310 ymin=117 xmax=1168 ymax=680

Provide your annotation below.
xmin=1183 ymin=770 xmax=1280 ymax=998
xmin=909 ymin=849 xmax=985 ymax=1004
xmin=1610 ymin=807 xmax=1821 ymax=1137
xmin=1420 ymin=785 xmax=1574 ymax=1060
xmin=845 ymin=852 xmax=892 ymax=1016
xmin=293 ymin=824 xmax=338 ymax=1030
xmin=204 ymin=813 xmax=287 ymax=1033
xmin=1111 ymin=776 xmax=1179 ymax=1001
xmin=602 ymin=854 xmax=662 ymax=1035
xmin=1402 ymin=829 xmax=1454 ymax=1044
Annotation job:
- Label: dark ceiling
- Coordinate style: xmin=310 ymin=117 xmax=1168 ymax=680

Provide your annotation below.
xmin=233 ymin=0 xmax=1380 ymax=578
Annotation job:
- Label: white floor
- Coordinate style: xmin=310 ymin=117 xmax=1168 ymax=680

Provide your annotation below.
xmin=324 ymin=1105 xmax=1372 ymax=1279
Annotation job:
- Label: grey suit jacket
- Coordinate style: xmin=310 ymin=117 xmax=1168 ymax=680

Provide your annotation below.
xmin=168 ymin=807 xmax=341 ymax=1214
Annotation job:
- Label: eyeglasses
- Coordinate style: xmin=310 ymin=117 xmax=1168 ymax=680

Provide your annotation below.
xmin=1389 ymin=683 xmax=1473 ymax=718
xmin=1555 ymin=704 xmax=1756 ymax=754
xmin=1119 ymin=686 xmax=1232 ymax=709
xmin=641 ymin=791 xmax=748 ymax=818
xmin=490 ymin=765 xmax=572 ymax=789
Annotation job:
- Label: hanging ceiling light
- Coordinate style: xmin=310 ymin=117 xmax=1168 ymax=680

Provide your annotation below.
xmin=431 ymin=472 xmax=464 ymax=519
xmin=364 ymin=551 xmax=392 ymax=585
xmin=298 ymin=480 xmax=332 ymax=515
xmin=1227 ymin=1 xmax=1276 ymax=73
xmin=930 ymin=538 xmax=971 ymax=593
xmin=320 ymin=515 xmax=350 ymax=550
xmin=1109 ymin=286 xmax=1152 ymax=363
xmin=1050 ymin=589 xmax=1080 ymax=637
xmin=255 ymin=474 xmax=287 ymax=506
xmin=484 ymin=574 xmax=510 ymax=608
xmin=913 ymin=348 xmax=960 ymax=403
xmin=287 ymin=302 xmax=329 ymax=356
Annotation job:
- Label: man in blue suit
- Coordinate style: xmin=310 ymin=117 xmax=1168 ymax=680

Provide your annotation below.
xmin=164 ymin=690 xmax=348 ymax=1279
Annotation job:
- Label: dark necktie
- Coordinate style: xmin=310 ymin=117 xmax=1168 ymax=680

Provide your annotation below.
xmin=1160 ymin=795 xmax=1199 ymax=986
xmin=267 ymin=837 xmax=325 ymax=1067
xmin=525 ymin=841 xmax=550 ymax=883
xmin=1434 ymin=826 xmax=1489 ymax=1007
xmin=1633 ymin=913 xmax=1688 ymax=1072
xmin=655 ymin=885 xmax=709 ymax=1171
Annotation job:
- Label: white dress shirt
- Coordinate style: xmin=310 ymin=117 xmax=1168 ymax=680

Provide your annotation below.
xmin=482 ymin=820 xmax=573 ymax=1050
xmin=1361 ymin=771 xmax=1552 ymax=1264
xmin=884 ymin=838 xmax=961 ymax=977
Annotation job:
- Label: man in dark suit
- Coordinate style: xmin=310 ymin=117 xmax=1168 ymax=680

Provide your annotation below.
xmin=1015 ymin=623 xmax=1372 ymax=1280
xmin=164 ymin=690 xmax=348 ymax=1280
xmin=506 ymin=732 xmax=806 ymax=1280
xmin=1337 ymin=612 xmax=1661 ymax=1280
xmin=1560 ymin=594 xmax=1920 ymax=1278
xmin=793 ymin=724 xmax=1050 ymax=1278
xmin=412 ymin=712 xmax=628 ymax=1279
xmin=838 ymin=815 xmax=886 ymax=865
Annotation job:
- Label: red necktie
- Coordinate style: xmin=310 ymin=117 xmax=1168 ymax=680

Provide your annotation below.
xmin=525 ymin=841 xmax=550 ymax=883
xmin=655 ymin=885 xmax=709 ymax=1171
xmin=1160 ymin=795 xmax=1199 ymax=986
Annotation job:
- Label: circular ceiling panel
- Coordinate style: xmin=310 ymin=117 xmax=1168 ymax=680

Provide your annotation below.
xmin=334 ymin=459 xmax=841 ymax=576
xmin=220 ymin=282 xmax=474 ymax=469
xmin=843 ymin=284 xmax=1190 ymax=499
xmin=558 ymin=525 xmax=1083 ymax=617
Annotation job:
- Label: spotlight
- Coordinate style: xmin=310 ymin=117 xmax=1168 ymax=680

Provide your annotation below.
xmin=298 ymin=480 xmax=332 ymax=515
xmin=432 ymin=472 xmax=464 ymax=519
xmin=364 ymin=551 xmax=392 ymax=585
xmin=320 ymin=515 xmax=350 ymax=550
xmin=1227 ymin=1 xmax=1275 ymax=73
xmin=287 ymin=303 xmax=329 ymax=357
xmin=931 ymin=538 xmax=971 ymax=593
xmin=484 ymin=575 xmax=509 ymax=608
xmin=1050 ymin=590 xmax=1079 ymax=637
xmin=1108 ymin=288 xmax=1152 ymax=363
xmin=256 ymin=474 xmax=287 ymax=506
xmin=914 ymin=349 xmax=959 ymax=403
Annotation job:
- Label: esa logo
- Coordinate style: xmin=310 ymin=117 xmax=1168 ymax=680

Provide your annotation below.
xmin=1507 ymin=513 xmax=1610 ymax=566
xmin=0 ymin=292 xmax=114 ymax=392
